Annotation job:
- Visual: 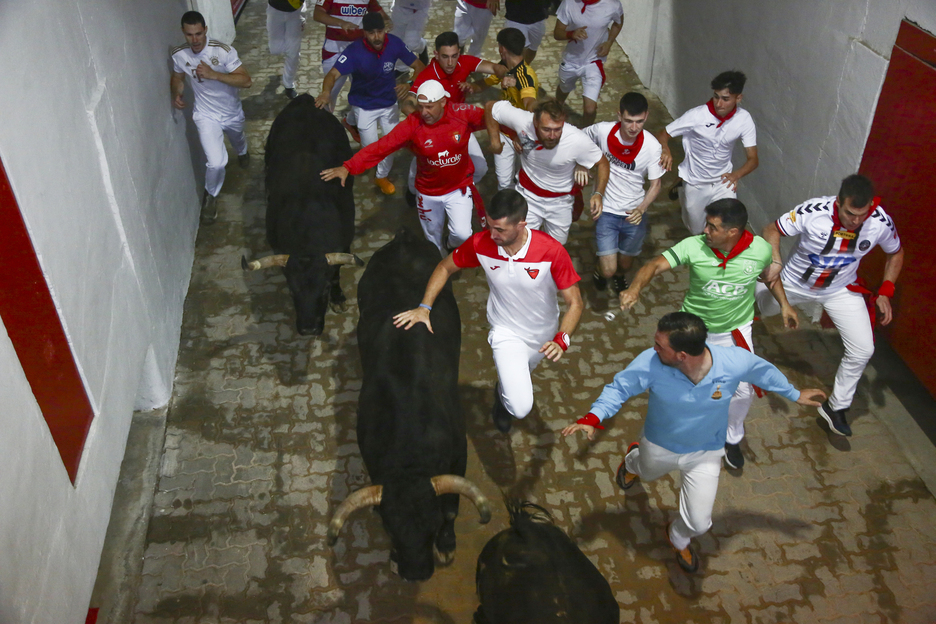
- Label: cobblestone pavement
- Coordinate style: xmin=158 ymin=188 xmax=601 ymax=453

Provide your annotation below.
xmin=131 ymin=1 xmax=936 ymax=622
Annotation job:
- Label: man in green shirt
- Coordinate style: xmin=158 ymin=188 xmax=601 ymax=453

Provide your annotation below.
xmin=620 ymin=199 xmax=797 ymax=469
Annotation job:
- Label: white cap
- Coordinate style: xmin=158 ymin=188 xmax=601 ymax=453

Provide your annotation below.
xmin=416 ymin=80 xmax=450 ymax=103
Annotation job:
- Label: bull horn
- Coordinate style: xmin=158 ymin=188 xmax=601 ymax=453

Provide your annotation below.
xmin=327 ymin=485 xmax=383 ymax=546
xmin=431 ymin=475 xmax=492 ymax=524
xmin=241 ymin=254 xmax=290 ymax=270
xmin=325 ymin=253 xmax=365 ymax=267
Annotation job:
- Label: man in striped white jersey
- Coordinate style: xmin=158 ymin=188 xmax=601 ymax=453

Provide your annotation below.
xmin=757 ymin=174 xmax=904 ymax=437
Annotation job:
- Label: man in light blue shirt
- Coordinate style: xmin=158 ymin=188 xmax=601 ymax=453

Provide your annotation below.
xmin=563 ymin=312 xmax=824 ymax=573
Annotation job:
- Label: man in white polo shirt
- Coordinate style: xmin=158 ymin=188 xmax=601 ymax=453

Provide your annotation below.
xmin=485 ymin=99 xmax=609 ymax=245
xmin=658 ymin=70 xmax=758 ymax=235
xmin=553 ymin=0 xmax=623 ymax=127
xmin=171 ymin=11 xmax=253 ymax=222
xmin=582 ymin=92 xmax=663 ymax=294
xmin=394 ymin=189 xmax=583 ymax=432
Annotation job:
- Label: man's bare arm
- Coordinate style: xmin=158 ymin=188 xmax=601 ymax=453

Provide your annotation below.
xmin=171 ymin=72 xmax=186 ymax=109
xmin=619 ymin=254 xmax=673 ymax=310
xmin=196 ymin=63 xmax=252 ymax=88
xmin=761 ymin=220 xmax=785 ymax=283
xmin=392 ymin=255 xmax=462 ymax=332
xmin=656 ymin=129 xmax=674 ymax=170
xmin=721 ymin=145 xmax=759 ymax=191
xmin=484 ymin=100 xmax=504 ymax=154
xmin=875 ymin=247 xmax=905 ymax=326
xmin=540 ymin=284 xmax=584 ymax=362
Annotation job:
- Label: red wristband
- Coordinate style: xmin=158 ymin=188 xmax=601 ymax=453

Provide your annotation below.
xmin=553 ymin=332 xmax=570 ymax=351
xmin=576 ymin=413 xmax=604 ymax=430
xmin=565 ymin=29 xmax=576 ymax=40
xmin=878 ymin=280 xmax=895 ymax=298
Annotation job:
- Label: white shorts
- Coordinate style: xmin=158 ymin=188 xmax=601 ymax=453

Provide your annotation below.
xmin=515 ymin=184 xmax=574 ymax=245
xmin=504 ymin=19 xmax=547 ymax=51
xmin=557 ymin=60 xmax=606 ymax=102
xmin=706 ymin=321 xmax=755 ymax=445
xmin=453 ymin=0 xmax=494 ymax=57
xmin=350 ymin=104 xmax=400 ymax=179
xmin=193 ymin=111 xmax=248 ymax=197
xmin=416 ymin=186 xmax=475 ymax=254
xmin=391 ymin=3 xmax=430 ymax=55
xmin=266 ymin=5 xmax=303 ymax=88
xmin=489 ymin=326 xmax=550 ymax=419
xmin=679 ymin=179 xmax=736 ymax=235
xmin=756 ymin=281 xmax=873 ymax=412
xmin=625 ymin=437 xmax=723 ymax=551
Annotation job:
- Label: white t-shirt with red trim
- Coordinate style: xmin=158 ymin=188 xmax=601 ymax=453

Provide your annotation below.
xmin=555 ymin=0 xmax=624 ymax=67
xmin=491 ymin=101 xmax=603 ymax=194
xmin=452 ymin=229 xmax=581 ymax=341
xmin=665 ymin=103 xmax=756 ymax=185
xmin=317 ymin=0 xmax=382 ymax=60
xmin=584 ymin=123 xmax=663 ymax=215
xmin=777 ymin=195 xmax=901 ymax=294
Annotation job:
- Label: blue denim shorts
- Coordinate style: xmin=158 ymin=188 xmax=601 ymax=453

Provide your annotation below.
xmin=595 ymin=211 xmax=647 ymax=256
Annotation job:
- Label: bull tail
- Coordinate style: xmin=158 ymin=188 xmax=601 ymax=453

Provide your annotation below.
xmin=504 ymin=498 xmax=553 ymax=528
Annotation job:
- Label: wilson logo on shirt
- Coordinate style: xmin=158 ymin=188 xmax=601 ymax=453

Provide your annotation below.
xmin=702 ymin=280 xmax=748 ymax=298
xmin=524 ymin=268 xmax=540 ymax=279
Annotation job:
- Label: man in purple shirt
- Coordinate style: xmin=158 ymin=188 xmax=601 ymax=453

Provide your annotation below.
xmin=315 ymin=12 xmax=425 ymax=194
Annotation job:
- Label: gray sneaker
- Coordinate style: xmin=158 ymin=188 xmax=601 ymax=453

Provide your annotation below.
xmin=724 ymin=442 xmax=744 ymax=469
xmin=818 ymin=401 xmax=852 ymax=436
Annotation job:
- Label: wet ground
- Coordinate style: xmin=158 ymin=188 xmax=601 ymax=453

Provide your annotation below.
xmin=95 ymin=1 xmax=936 ymax=622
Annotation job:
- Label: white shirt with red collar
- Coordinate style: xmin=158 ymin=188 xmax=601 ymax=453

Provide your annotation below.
xmin=491 ymin=100 xmax=602 ymax=194
xmin=777 ymin=195 xmax=901 ymax=293
xmin=452 ymin=228 xmax=581 ymax=341
xmin=665 ymin=102 xmax=756 ymax=185
xmin=584 ymin=123 xmax=663 ymax=215
xmin=555 ymin=0 xmax=624 ymax=66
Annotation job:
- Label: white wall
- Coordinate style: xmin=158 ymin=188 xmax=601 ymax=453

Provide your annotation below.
xmin=0 ymin=1 xmax=201 ymax=622
xmin=617 ymin=0 xmax=936 ymax=230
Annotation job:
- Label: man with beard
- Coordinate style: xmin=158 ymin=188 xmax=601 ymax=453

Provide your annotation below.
xmin=321 ymin=80 xmax=487 ymax=254
xmin=485 ymin=99 xmax=608 ymax=245
xmin=394 ymin=189 xmax=583 ymax=433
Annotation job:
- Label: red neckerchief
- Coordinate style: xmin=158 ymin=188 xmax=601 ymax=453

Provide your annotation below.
xmin=607 ymin=123 xmax=644 ymax=164
xmin=706 ymin=99 xmax=737 ymax=128
xmin=711 ymin=229 xmax=753 ymax=269
xmin=580 ymin=0 xmax=600 ymax=12
xmin=832 ymin=196 xmax=879 ymax=231
xmin=363 ymin=34 xmax=388 ymax=57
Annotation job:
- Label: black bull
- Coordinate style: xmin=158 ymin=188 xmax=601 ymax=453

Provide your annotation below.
xmin=327 ymin=228 xmax=490 ymax=581
xmin=474 ymin=501 xmax=619 ymax=624
xmin=241 ymin=94 xmax=360 ymax=336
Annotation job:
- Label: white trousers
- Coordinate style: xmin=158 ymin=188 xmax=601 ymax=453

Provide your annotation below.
xmin=625 ymin=437 xmax=723 ymax=550
xmin=408 ymin=134 xmax=488 ymax=194
xmin=350 ymin=104 xmax=400 ymax=179
xmin=679 ymin=179 xmax=736 ymax=235
xmin=489 ymin=326 xmax=549 ymax=419
xmin=194 ymin=112 xmax=248 ymax=197
xmin=494 ymin=132 xmax=518 ymax=190
xmin=706 ymin=321 xmax=755 ymax=445
xmin=453 ymin=0 xmax=494 ymax=56
xmin=391 ymin=2 xmax=429 ymax=69
xmin=557 ymin=60 xmax=605 ymax=102
xmin=322 ymin=55 xmax=350 ymax=111
xmin=756 ymin=281 xmax=873 ymax=411
xmin=504 ymin=18 xmax=546 ymax=51
xmin=516 ymin=185 xmax=574 ymax=245
xmin=266 ymin=5 xmax=302 ymax=88
xmin=416 ymin=186 xmax=475 ymax=253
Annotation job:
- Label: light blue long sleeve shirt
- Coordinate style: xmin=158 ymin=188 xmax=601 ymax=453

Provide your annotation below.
xmin=590 ymin=344 xmax=800 ymax=454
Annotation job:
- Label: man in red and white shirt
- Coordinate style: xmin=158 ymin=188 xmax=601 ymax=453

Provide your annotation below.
xmin=553 ymin=0 xmax=623 ymax=127
xmin=453 ymin=0 xmax=496 ymax=56
xmin=486 ymin=99 xmax=609 ymax=245
xmin=321 ymin=80 xmax=487 ymax=254
xmin=313 ymin=0 xmax=391 ymax=111
xmin=659 ymin=70 xmax=758 ymax=235
xmin=582 ymin=92 xmax=663 ymax=294
xmin=757 ymin=174 xmax=904 ymax=438
xmin=394 ymin=189 xmax=584 ymax=432
xmin=401 ymin=31 xmax=506 ymax=197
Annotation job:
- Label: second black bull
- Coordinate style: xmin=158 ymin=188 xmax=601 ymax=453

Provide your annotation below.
xmin=242 ymin=94 xmax=361 ymax=336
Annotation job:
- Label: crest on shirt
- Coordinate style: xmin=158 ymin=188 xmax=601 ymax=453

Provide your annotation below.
xmin=211 ymin=56 xmax=219 ymax=65
xmin=524 ymin=268 xmax=540 ymax=279
xmin=743 ymin=260 xmax=756 ymax=275
xmin=383 ymin=61 xmax=394 ymax=73
xmin=453 ymin=133 xmax=461 ymax=142
xmin=859 ymin=240 xmax=871 ymax=251
xmin=711 ymin=385 xmax=723 ymax=400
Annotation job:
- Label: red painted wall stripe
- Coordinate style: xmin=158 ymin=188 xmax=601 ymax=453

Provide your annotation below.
xmin=0 ymin=156 xmax=94 ymax=484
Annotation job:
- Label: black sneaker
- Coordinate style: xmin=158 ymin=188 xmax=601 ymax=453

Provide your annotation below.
xmin=723 ymin=442 xmax=744 ymax=469
xmin=592 ymin=268 xmax=607 ymax=291
xmin=284 ymin=87 xmax=298 ymax=99
xmin=238 ymin=152 xmax=250 ymax=169
xmin=200 ymin=190 xmax=218 ymax=223
xmin=818 ymin=401 xmax=852 ymax=436
xmin=668 ymin=180 xmax=683 ymax=201
xmin=405 ymin=188 xmax=417 ymax=208
xmin=492 ymin=387 xmax=512 ymax=433
xmin=611 ymin=275 xmax=629 ymax=294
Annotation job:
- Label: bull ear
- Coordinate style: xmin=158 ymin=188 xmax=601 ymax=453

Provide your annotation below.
xmin=242 ymin=254 xmax=290 ymax=270
xmin=325 ymin=253 xmax=365 ymax=267
xmin=327 ymin=485 xmax=383 ymax=545
xmin=431 ymin=475 xmax=492 ymax=524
